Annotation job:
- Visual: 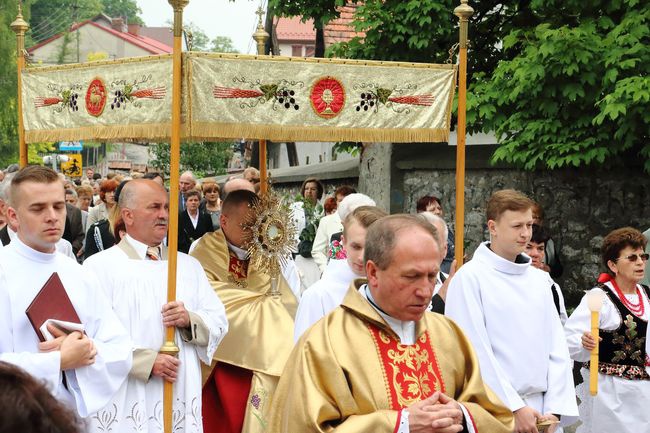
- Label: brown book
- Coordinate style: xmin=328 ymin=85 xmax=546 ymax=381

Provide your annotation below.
xmin=25 ymin=272 xmax=81 ymax=342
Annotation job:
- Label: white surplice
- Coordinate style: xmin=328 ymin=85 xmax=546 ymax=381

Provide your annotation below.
xmin=83 ymin=235 xmax=228 ymax=433
xmin=445 ymin=242 xmax=578 ymax=425
xmin=564 ymin=283 xmax=650 ymax=433
xmin=293 ymin=259 xmax=359 ymax=341
xmin=0 ymin=236 xmax=132 ymax=418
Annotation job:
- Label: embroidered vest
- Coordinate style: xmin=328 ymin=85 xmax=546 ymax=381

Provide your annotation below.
xmin=584 ymin=284 xmax=650 ymax=380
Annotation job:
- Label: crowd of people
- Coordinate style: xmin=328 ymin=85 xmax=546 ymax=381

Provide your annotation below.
xmin=0 ymin=164 xmax=648 ymax=433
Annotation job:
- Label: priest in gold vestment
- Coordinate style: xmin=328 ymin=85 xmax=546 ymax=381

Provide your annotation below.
xmin=191 ymin=190 xmax=297 ymax=433
xmin=269 ymin=215 xmax=513 ymax=433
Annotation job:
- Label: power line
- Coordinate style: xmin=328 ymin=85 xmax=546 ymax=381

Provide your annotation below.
xmin=29 ymin=11 xmax=75 ymax=41
xmin=29 ymin=7 xmax=70 ymax=33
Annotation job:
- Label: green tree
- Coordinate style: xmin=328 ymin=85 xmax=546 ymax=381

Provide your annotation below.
xmin=148 ymin=141 xmax=233 ymax=178
xmin=302 ymin=0 xmax=649 ymax=172
xmin=468 ymin=0 xmax=650 ymax=171
xmin=183 ymin=22 xmax=210 ymax=51
xmin=100 ymin=0 xmax=143 ymax=25
xmin=28 ymin=0 xmax=102 ymax=43
xmin=0 ymin=0 xmax=25 ymax=167
xmin=211 ymin=36 xmax=238 ymax=53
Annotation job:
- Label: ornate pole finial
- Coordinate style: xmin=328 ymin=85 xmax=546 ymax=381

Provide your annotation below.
xmin=252 ymin=4 xmax=270 ymax=55
xmin=11 ymin=2 xmax=29 ymax=36
xmin=168 ymin=0 xmax=189 ymax=37
xmin=12 ymin=0 xmax=30 ymax=168
xmin=454 ymin=0 xmax=474 ymax=48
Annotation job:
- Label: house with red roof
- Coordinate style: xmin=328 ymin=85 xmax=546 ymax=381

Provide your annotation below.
xmin=275 ymin=4 xmax=362 ymax=57
xmin=27 ymin=15 xmax=172 ymax=65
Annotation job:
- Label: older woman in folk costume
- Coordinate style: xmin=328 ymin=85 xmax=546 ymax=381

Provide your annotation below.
xmin=565 ymin=227 xmax=650 ymax=433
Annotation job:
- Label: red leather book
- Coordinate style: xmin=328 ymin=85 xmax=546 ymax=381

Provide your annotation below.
xmin=25 ymin=272 xmax=81 ymax=342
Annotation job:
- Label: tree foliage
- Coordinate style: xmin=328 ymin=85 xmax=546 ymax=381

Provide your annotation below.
xmin=148 ymin=141 xmax=233 ymax=178
xmin=101 ymin=0 xmax=143 ymax=25
xmin=0 ymin=0 xmax=24 ymax=167
xmin=211 ymin=36 xmax=238 ymax=53
xmin=469 ymin=0 xmax=650 ymax=171
xmin=28 ymin=0 xmax=102 ymax=43
xmin=317 ymin=0 xmax=649 ymax=172
xmin=182 ymin=21 xmax=210 ymax=51
xmin=28 ymin=0 xmax=142 ymax=44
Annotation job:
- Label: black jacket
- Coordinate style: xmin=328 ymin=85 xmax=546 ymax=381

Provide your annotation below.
xmin=0 ymin=226 xmax=10 ymax=246
xmin=178 ymin=210 xmax=214 ymax=254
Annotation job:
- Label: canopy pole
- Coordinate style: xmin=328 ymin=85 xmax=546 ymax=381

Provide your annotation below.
xmin=253 ymin=5 xmax=270 ymax=194
xmin=453 ymin=0 xmax=474 ymax=267
xmin=162 ymin=2 xmax=187 ymax=432
xmin=11 ymin=2 xmax=29 ymax=168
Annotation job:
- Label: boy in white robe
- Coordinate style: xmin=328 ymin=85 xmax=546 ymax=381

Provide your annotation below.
xmin=84 ymin=179 xmax=228 ymax=433
xmin=446 ymin=189 xmax=578 ymax=433
xmin=294 ymin=205 xmax=387 ymax=341
xmin=0 ymin=165 xmax=132 ymax=418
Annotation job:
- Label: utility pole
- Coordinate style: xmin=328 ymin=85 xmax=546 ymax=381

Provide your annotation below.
xmin=72 ymin=0 xmax=80 ymax=62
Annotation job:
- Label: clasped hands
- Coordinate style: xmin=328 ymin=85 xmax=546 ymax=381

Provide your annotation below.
xmin=408 ymin=391 xmax=464 ymax=433
xmin=152 ymin=301 xmax=190 ymax=383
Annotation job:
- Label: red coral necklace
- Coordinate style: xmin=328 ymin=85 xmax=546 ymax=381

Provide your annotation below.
xmin=611 ymin=279 xmax=645 ymax=317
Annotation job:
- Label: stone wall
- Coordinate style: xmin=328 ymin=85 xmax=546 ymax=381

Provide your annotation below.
xmin=398 ymin=153 xmax=649 ymax=308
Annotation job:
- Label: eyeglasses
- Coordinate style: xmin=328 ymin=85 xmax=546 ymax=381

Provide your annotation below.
xmin=615 ymin=253 xmax=650 ymax=263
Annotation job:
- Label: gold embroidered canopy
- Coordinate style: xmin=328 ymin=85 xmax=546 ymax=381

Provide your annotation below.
xmin=21 ymin=52 xmax=457 ymax=144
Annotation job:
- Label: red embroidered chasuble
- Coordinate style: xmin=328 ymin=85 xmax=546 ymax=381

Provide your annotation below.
xmin=368 ymin=324 xmax=446 ymax=410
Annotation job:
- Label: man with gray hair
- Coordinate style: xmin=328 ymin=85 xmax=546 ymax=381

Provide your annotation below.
xmin=419 ymin=212 xmax=456 ymax=313
xmin=83 ymin=179 xmax=228 ymax=433
xmin=179 ymin=170 xmax=196 ymax=212
xmin=0 ymin=175 xmax=14 ymax=242
xmin=270 ymin=214 xmax=513 ymax=432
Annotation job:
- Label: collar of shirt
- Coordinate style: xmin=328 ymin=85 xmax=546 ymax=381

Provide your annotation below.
xmin=187 ymin=210 xmax=199 ymax=228
xmin=477 ymin=241 xmax=530 ymax=275
xmin=124 ymin=234 xmax=160 ymax=260
xmin=10 ymin=233 xmax=58 ymax=263
xmin=227 ymin=240 xmax=249 ymax=260
xmin=359 ymin=284 xmax=416 ymax=345
xmin=7 ymin=226 xmax=17 ymax=242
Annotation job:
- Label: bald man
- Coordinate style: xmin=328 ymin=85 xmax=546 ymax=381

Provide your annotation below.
xmin=222 ymin=178 xmax=255 ymax=198
xmin=83 ymin=179 xmax=228 ymax=433
xmin=179 ymin=171 xmax=196 ymax=211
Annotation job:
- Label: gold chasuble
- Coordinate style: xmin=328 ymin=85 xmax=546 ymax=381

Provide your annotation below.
xmin=191 ymin=230 xmax=297 ymax=433
xmin=269 ymin=283 xmax=514 ymax=432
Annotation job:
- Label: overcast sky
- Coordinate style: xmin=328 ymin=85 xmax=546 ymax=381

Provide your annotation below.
xmin=137 ymin=0 xmax=265 ymax=54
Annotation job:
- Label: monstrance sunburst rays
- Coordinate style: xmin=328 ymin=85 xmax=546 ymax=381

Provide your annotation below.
xmin=242 ymin=189 xmax=297 ymax=296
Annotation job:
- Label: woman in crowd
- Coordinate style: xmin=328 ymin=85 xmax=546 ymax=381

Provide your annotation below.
xmin=291 ymin=177 xmax=324 ymax=290
xmin=87 ymin=179 xmax=118 ymax=226
xmin=564 ymin=227 xmax=650 ymax=433
xmin=416 ymin=194 xmax=455 ymax=273
xmin=84 ymin=180 xmax=126 ymax=260
xmin=201 ymin=178 xmax=222 ymax=230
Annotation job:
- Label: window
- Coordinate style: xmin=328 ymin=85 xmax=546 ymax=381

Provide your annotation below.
xmin=291 ymin=45 xmax=303 ymax=57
